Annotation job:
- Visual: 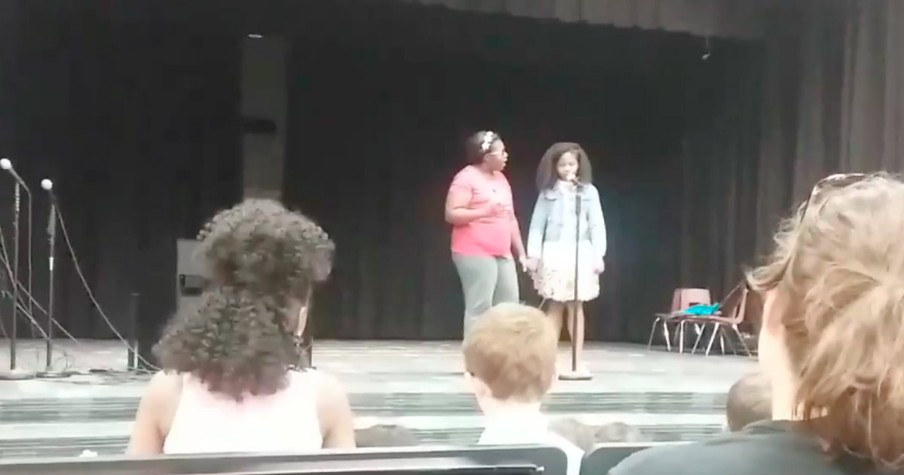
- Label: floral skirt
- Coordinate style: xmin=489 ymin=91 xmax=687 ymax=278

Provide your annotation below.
xmin=533 ymin=240 xmax=601 ymax=302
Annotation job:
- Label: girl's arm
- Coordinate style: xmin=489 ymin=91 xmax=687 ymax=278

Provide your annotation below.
xmin=126 ymin=372 xmax=179 ymax=456
xmin=510 ymin=213 xmax=527 ymax=262
xmin=588 ymin=185 xmax=607 ymax=263
xmin=526 ymin=195 xmax=550 ymax=260
xmin=317 ymin=373 xmax=357 ymax=449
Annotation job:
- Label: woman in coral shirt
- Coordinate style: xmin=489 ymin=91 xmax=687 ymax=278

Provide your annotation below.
xmin=445 ymin=131 xmax=528 ymax=335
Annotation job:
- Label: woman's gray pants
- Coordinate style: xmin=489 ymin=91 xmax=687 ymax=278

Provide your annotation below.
xmin=452 ymin=253 xmax=520 ymax=336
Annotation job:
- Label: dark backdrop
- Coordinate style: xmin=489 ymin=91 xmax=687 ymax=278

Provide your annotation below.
xmin=0 ymin=2 xmax=241 ymax=350
xmin=1 ymin=0 xmax=901 ymax=351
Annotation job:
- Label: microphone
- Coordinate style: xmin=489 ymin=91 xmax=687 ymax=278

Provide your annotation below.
xmin=0 ymin=158 xmax=30 ymax=191
xmin=566 ymin=172 xmax=582 ymax=189
xmin=41 ymin=179 xmax=56 ymax=255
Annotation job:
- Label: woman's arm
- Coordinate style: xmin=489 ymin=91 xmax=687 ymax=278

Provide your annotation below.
xmin=526 ymin=196 xmax=550 ymax=260
xmin=587 ymin=185 xmax=607 ymax=262
xmin=317 ymin=373 xmax=357 ymax=449
xmin=126 ymin=372 xmax=179 ymax=456
xmin=445 ymin=182 xmax=490 ymax=225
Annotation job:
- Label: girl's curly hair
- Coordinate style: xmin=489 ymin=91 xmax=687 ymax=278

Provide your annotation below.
xmin=154 ymin=199 xmax=335 ymax=400
xmin=535 ymin=142 xmax=592 ymax=191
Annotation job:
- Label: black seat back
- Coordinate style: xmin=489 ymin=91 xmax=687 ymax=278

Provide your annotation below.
xmin=0 ymin=445 xmax=568 ymax=475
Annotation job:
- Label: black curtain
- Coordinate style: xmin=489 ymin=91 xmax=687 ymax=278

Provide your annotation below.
xmin=761 ymin=0 xmax=904 ymax=203
xmin=0 ymin=2 xmax=242 ymax=351
xmin=283 ymin=7 xmax=766 ymax=342
xmin=689 ymin=0 xmax=904 ymax=324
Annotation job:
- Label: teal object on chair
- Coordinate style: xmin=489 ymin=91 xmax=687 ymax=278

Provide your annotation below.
xmin=685 ymin=303 xmax=720 ymax=316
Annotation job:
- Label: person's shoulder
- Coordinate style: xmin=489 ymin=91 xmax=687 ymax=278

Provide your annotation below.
xmin=451 ymin=166 xmax=477 ymax=186
xmin=608 ymin=424 xmax=807 ymax=475
xmin=496 ymin=171 xmax=513 ymax=186
xmin=606 ymin=442 xmax=690 ymax=475
xmin=137 ymin=371 xmax=183 ymax=425
xmin=303 ymin=370 xmax=349 ymax=405
xmin=146 ymin=371 xmax=183 ymax=398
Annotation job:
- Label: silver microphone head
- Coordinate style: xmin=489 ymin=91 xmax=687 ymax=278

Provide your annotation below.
xmin=0 ymin=158 xmax=11 ymax=170
xmin=41 ymin=179 xmax=53 ymax=191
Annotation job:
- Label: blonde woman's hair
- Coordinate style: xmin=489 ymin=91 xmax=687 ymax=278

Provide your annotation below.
xmin=746 ymin=173 xmax=904 ymax=468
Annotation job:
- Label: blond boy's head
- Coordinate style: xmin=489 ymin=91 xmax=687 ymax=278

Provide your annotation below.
xmin=462 ymin=303 xmax=557 ymax=403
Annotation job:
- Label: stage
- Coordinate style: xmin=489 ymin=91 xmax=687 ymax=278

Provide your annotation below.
xmin=0 ymin=339 xmax=756 ymax=459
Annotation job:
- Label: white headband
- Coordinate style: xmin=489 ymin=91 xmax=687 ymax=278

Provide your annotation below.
xmin=480 ymin=131 xmax=496 ymax=152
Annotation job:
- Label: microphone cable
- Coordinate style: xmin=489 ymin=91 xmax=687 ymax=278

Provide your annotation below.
xmin=0 ymin=236 xmax=77 ymax=374
xmin=54 ymin=204 xmax=160 ymax=371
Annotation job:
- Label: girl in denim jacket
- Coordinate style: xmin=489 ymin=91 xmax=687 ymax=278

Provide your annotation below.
xmin=525 ymin=143 xmax=606 ymax=374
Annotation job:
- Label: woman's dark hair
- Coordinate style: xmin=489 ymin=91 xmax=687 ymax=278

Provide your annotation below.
xmin=535 ymin=142 xmax=592 ymax=191
xmin=464 ymin=130 xmax=502 ymax=165
xmin=154 ymin=199 xmax=335 ymax=400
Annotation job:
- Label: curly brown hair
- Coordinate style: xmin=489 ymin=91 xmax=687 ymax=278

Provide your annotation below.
xmin=535 ymin=142 xmax=592 ymax=191
xmin=155 ymin=199 xmax=335 ymax=400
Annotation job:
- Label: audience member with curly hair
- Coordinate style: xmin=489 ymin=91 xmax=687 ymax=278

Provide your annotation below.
xmin=611 ymin=173 xmax=904 ymax=474
xmin=127 ymin=199 xmax=356 ymax=455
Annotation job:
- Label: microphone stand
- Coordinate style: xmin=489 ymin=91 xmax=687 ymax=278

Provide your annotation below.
xmin=1 ymin=179 xmax=36 ymax=380
xmin=11 ymin=183 xmax=20 ymax=371
xmin=39 ymin=198 xmax=59 ymax=376
xmin=559 ymin=181 xmax=592 ymax=381
xmin=4 ymin=164 xmax=36 ymax=342
xmin=26 ymin=187 xmax=33 ymax=340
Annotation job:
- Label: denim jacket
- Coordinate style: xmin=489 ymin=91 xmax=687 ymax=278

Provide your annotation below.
xmin=526 ymin=183 xmax=607 ymax=263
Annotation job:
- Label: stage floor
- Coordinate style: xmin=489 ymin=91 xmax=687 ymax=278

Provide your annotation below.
xmin=0 ymin=339 xmax=757 ymax=459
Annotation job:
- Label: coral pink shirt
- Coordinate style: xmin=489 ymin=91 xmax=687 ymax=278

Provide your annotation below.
xmin=448 ymin=165 xmax=515 ymax=257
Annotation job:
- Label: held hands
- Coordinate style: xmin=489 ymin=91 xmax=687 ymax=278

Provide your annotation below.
xmin=520 ymin=257 xmax=539 ymax=274
xmin=594 ymin=260 xmax=606 ymax=274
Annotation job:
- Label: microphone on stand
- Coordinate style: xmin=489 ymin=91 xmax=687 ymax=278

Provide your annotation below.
xmin=0 ymin=158 xmax=34 ymax=379
xmin=2 ymin=159 xmax=35 ymax=313
xmin=559 ymin=169 xmax=591 ymax=381
xmin=0 ymin=159 xmax=27 ymax=187
xmin=39 ymin=179 xmax=59 ymax=376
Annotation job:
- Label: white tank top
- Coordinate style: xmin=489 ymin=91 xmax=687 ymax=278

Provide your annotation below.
xmin=163 ymin=370 xmax=324 ymax=454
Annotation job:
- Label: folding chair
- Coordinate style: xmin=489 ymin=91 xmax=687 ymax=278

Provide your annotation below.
xmin=647 ymin=288 xmax=712 ymax=352
xmin=678 ymin=282 xmax=752 ymax=357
